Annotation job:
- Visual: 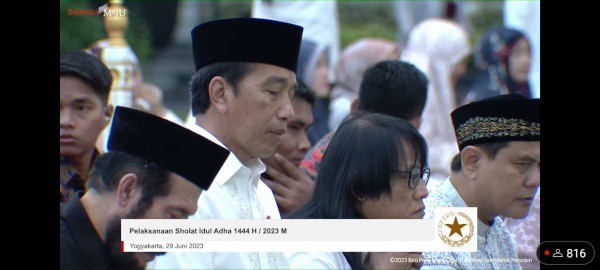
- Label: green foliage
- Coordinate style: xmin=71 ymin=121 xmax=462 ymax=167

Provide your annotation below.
xmin=59 ymin=1 xmax=153 ymax=65
xmin=469 ymin=5 xmax=504 ymax=49
xmin=213 ymin=1 xmax=252 ymax=20
xmin=338 ymin=1 xmax=397 ymax=48
xmin=340 ymin=22 xmax=397 ymax=49
xmin=59 ymin=2 xmax=105 ymax=54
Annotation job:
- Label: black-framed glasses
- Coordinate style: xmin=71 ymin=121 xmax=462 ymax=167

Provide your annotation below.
xmin=393 ymin=167 xmax=431 ymax=189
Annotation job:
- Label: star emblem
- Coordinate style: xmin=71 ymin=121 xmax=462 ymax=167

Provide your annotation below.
xmin=445 ymin=216 xmax=466 ymax=237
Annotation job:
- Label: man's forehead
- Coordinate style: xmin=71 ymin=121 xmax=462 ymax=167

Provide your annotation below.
xmin=248 ymin=63 xmax=297 ymax=86
xmin=500 ymin=141 xmax=540 ymax=158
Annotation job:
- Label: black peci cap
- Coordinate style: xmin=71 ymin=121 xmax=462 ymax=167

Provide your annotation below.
xmin=451 ymin=94 xmax=540 ymax=151
xmin=108 ymin=106 xmax=230 ymax=190
xmin=191 ymin=18 xmax=303 ymax=72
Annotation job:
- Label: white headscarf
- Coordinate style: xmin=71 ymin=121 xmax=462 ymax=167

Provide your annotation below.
xmin=400 ymin=18 xmax=471 ymax=183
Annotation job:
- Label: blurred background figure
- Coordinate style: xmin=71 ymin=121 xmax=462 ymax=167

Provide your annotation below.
xmin=393 ymin=1 xmax=482 ymax=46
xmin=393 ymin=1 xmax=447 ymax=46
xmin=400 ymin=18 xmax=471 ymax=189
xmin=131 ymin=65 xmax=185 ymax=125
xmin=252 ymin=0 xmax=340 ymax=81
xmin=461 ymin=27 xmax=533 ymax=105
xmin=504 ymin=0 xmax=540 ymax=98
xmin=328 ymin=38 xmax=400 ymax=132
xmin=297 ymin=38 xmax=332 ymax=146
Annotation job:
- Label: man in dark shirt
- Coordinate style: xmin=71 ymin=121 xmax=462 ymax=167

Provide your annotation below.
xmin=60 ymin=50 xmax=114 ymax=203
xmin=60 ymin=106 xmax=229 ymax=269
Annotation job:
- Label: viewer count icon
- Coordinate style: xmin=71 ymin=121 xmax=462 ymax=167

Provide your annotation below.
xmin=552 ymin=249 xmax=563 ymax=258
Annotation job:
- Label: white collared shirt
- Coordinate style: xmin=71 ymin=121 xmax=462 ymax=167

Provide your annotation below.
xmin=421 ymin=179 xmax=522 ymax=270
xmin=150 ymin=123 xmax=287 ymax=269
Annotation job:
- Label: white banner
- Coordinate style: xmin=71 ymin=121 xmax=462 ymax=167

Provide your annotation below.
xmin=121 ymin=207 xmax=477 ymax=252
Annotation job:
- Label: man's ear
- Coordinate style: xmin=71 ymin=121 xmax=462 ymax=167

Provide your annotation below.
xmin=208 ymin=76 xmax=230 ymax=114
xmin=461 ymin=146 xmax=483 ymax=180
xmin=349 ymin=98 xmax=359 ymax=113
xmin=103 ymin=104 xmax=114 ymax=128
xmin=115 ymin=173 xmax=139 ymax=207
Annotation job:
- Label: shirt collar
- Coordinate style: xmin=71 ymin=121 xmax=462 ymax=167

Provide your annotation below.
xmin=185 ymin=122 xmax=266 ymax=187
xmin=440 ymin=178 xmax=492 ymax=237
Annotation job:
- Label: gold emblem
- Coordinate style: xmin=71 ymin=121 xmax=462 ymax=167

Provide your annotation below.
xmin=438 ymin=211 xmax=474 ymax=247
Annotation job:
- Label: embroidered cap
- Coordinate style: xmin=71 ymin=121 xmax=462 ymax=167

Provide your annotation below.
xmin=451 ymin=94 xmax=540 ymax=151
xmin=191 ymin=18 xmax=303 ymax=72
xmin=108 ymin=106 xmax=230 ymax=190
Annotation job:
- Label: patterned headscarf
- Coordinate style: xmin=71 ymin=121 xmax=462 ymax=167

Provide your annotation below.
xmin=473 ymin=27 xmax=531 ymax=98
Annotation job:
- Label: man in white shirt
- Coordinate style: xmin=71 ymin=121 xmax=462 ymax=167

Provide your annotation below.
xmin=422 ymin=94 xmax=540 ymax=269
xmin=151 ymin=18 xmax=303 ymax=269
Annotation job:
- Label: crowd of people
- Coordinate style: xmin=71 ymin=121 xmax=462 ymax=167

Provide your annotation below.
xmin=60 ymin=4 xmax=540 ymax=270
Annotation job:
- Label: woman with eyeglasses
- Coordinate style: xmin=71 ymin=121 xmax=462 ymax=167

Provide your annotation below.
xmin=285 ymin=112 xmax=430 ymax=269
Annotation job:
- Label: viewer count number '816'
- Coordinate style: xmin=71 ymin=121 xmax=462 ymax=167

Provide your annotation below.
xmin=566 ymin=249 xmax=586 ymax=258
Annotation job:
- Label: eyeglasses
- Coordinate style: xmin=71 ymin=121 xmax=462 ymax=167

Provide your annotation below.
xmin=393 ymin=167 xmax=431 ymax=189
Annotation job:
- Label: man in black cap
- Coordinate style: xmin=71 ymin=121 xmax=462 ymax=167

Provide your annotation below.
xmin=60 ymin=106 xmax=229 ymax=269
xmin=152 ymin=17 xmax=303 ymax=269
xmin=422 ymin=94 xmax=540 ymax=269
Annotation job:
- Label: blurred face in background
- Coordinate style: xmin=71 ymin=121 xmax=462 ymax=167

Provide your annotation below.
xmin=508 ymin=37 xmax=531 ymax=84
xmin=450 ymin=56 xmax=470 ymax=88
xmin=312 ymin=52 xmax=330 ymax=98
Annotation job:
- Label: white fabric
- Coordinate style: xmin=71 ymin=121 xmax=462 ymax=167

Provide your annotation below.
xmin=400 ymin=18 xmax=471 ymax=182
xmin=504 ymin=1 xmax=540 ymax=99
xmin=163 ymin=109 xmax=185 ymax=126
xmin=422 ymin=179 xmax=522 ymax=270
xmin=393 ymin=1 xmax=445 ymax=44
xmin=150 ymin=123 xmax=287 ymax=269
xmin=184 ymin=110 xmax=195 ymax=129
xmin=252 ymin=0 xmax=340 ymax=81
xmin=328 ymin=96 xmax=352 ymax=131
xmin=504 ymin=189 xmax=541 ymax=269
xmin=286 ymin=251 xmax=351 ymax=270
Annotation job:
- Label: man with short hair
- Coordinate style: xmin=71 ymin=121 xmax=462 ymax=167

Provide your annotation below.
xmin=261 ymin=80 xmax=316 ymax=215
xmin=60 ymin=50 xmax=113 ymax=203
xmin=422 ymin=94 xmax=540 ymax=269
xmin=151 ymin=18 xmax=303 ymax=269
xmin=60 ymin=106 xmax=229 ymax=269
xmin=301 ymin=59 xmax=429 ymax=181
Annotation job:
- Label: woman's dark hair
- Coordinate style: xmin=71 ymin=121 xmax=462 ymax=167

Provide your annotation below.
xmin=87 ymin=151 xmax=171 ymax=215
xmin=287 ymin=111 xmax=429 ymax=269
